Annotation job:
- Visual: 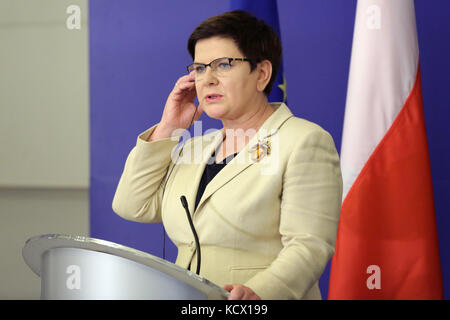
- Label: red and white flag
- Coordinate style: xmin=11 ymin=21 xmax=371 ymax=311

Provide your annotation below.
xmin=328 ymin=0 xmax=443 ymax=299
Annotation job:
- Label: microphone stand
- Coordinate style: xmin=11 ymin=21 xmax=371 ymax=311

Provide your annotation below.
xmin=180 ymin=195 xmax=201 ymax=275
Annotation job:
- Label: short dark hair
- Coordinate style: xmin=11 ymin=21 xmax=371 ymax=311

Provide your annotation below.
xmin=187 ymin=10 xmax=282 ymax=96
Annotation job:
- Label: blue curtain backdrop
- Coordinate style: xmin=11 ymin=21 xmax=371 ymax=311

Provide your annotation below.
xmin=89 ymin=0 xmax=450 ymax=299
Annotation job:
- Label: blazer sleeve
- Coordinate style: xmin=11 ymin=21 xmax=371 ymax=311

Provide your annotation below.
xmin=112 ymin=124 xmax=182 ymax=223
xmin=244 ymin=128 xmax=343 ymax=299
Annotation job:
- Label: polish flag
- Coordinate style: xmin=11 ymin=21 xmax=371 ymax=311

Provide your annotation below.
xmin=328 ymin=0 xmax=443 ymax=299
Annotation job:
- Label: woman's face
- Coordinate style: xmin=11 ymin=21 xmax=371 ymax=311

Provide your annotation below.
xmin=194 ymin=36 xmax=264 ymax=122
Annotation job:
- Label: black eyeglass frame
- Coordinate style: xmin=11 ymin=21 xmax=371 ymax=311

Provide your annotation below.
xmin=186 ymin=57 xmax=252 ymax=74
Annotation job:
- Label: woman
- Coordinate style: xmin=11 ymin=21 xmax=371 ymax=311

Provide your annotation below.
xmin=112 ymin=10 xmax=342 ymax=300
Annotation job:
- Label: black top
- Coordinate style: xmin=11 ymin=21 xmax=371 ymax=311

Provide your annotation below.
xmin=194 ymin=150 xmax=238 ymax=211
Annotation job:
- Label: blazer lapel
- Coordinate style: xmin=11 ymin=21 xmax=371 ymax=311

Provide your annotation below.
xmin=180 ymin=127 xmax=225 ymax=216
xmin=194 ymin=103 xmax=294 ymax=214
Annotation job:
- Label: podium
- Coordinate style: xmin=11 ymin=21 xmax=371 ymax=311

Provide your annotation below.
xmin=22 ymin=234 xmax=229 ymax=300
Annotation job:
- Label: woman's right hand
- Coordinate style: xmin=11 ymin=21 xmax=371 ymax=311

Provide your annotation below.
xmin=150 ymin=72 xmax=204 ymax=140
xmin=148 ymin=72 xmax=203 ymax=141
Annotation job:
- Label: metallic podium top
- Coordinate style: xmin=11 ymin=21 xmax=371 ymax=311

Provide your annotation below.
xmin=23 ymin=234 xmax=229 ymax=300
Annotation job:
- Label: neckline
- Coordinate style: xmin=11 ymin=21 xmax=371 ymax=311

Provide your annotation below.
xmin=210 ymin=150 xmax=239 ymax=165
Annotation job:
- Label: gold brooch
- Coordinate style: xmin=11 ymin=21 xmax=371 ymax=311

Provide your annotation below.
xmin=249 ymin=138 xmax=271 ymax=162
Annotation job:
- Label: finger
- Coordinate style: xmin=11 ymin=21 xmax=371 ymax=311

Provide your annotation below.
xmin=171 ymin=82 xmax=195 ymax=98
xmin=249 ymin=293 xmax=261 ymax=300
xmin=173 ymin=78 xmax=195 ymax=92
xmin=240 ymin=288 xmax=253 ymax=300
xmin=223 ymin=284 xmax=234 ymax=292
xmin=185 ymin=71 xmax=196 ymax=82
xmin=175 ymin=73 xmax=195 ymax=87
xmin=177 ymin=81 xmax=195 ymax=91
xmin=228 ymin=286 xmax=246 ymax=300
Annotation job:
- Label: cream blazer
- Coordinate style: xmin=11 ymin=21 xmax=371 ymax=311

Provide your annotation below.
xmin=112 ymin=103 xmax=342 ymax=299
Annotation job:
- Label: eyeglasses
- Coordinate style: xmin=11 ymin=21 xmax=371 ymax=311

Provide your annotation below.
xmin=186 ymin=57 xmax=251 ymax=78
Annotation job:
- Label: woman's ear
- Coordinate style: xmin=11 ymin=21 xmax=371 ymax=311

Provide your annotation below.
xmin=256 ymin=60 xmax=272 ymax=93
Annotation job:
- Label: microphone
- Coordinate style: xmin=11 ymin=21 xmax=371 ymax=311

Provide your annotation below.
xmin=180 ymin=195 xmax=201 ymax=275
